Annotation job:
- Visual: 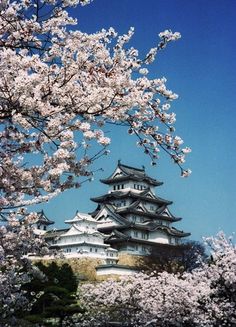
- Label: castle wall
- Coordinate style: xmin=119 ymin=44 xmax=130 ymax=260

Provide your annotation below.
xmin=148 ymin=230 xmax=169 ymax=244
xmin=36 ymin=257 xmax=104 ymax=281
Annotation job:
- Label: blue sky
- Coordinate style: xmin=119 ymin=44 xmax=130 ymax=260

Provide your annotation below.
xmin=38 ymin=0 xmax=236 ymax=242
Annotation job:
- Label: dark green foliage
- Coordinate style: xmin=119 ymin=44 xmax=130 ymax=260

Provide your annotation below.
xmin=32 ymin=285 xmax=83 ymax=321
xmin=138 ymin=241 xmax=207 ymax=274
xmin=22 ymin=261 xmax=83 ymax=326
xmin=56 ymin=263 xmax=78 ymax=292
xmin=23 ymin=314 xmax=44 ymax=324
xmin=31 ymin=261 xmax=78 ymax=292
xmin=177 ymin=240 xmax=207 ymax=271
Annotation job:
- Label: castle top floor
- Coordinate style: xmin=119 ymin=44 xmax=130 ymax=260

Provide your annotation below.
xmin=100 ymin=161 xmax=163 ymax=194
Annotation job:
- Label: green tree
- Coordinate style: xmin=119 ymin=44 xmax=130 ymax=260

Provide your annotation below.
xmin=138 ymin=241 xmax=206 ymax=274
xmin=57 ymin=263 xmax=78 ymax=293
xmin=22 ymin=262 xmax=82 ymax=326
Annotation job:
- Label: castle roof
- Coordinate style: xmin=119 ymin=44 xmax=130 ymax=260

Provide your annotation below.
xmin=91 ymin=189 xmax=172 ymax=205
xmin=104 ymin=234 xmax=188 ymax=250
xmin=65 ymin=211 xmax=98 ymax=224
xmin=114 ymin=200 xmax=181 ymax=222
xmin=53 ymin=241 xmax=109 ymax=248
xmin=105 ymin=227 xmax=190 ymax=245
xmin=60 ymin=226 xmax=104 ymax=238
xmin=44 ymin=228 xmax=69 ymax=239
xmin=93 ymin=203 xmax=129 ymax=226
xmin=36 ymin=210 xmax=54 ymax=225
xmin=99 ymin=220 xmax=189 ymax=237
xmin=100 ymin=161 xmax=163 ymax=186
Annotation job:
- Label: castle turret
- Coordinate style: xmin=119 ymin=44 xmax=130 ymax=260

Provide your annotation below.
xmin=33 ymin=210 xmax=54 ymax=235
xmin=45 ymin=211 xmax=118 ymax=263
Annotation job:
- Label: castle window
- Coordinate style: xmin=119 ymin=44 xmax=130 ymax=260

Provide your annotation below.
xmin=141 ymin=232 xmax=148 ymax=240
xmin=95 ymin=248 xmax=98 ymax=252
xmin=170 ymin=237 xmax=175 ymax=244
xmin=90 ymin=248 xmax=93 ymax=252
xmin=135 ymin=245 xmax=139 ymax=251
xmin=121 ymin=184 xmax=124 ymax=189
xmin=134 ymin=231 xmax=139 ymax=237
xmin=150 ymin=205 xmax=155 ymax=211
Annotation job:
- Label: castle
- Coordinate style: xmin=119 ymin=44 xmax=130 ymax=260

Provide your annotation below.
xmin=35 ymin=162 xmax=190 ymax=275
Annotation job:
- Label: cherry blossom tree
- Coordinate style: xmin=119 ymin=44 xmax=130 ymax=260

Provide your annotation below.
xmin=0 ymin=0 xmax=191 ymax=321
xmin=0 ymin=0 xmax=191 ymax=214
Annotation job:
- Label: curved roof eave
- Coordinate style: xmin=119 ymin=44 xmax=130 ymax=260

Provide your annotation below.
xmin=116 ymin=208 xmax=177 ymax=220
xmin=100 ymin=176 xmax=163 ymax=186
xmin=91 ymin=190 xmax=172 ymax=205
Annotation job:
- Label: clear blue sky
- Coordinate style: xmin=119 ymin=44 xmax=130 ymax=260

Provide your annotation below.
xmin=37 ymin=0 xmax=236 ymax=242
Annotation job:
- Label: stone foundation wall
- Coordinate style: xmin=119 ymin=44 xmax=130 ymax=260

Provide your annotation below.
xmin=34 ymin=253 xmax=146 ymax=282
xmin=37 ymin=257 xmax=104 ymax=281
xmin=118 ymin=253 xmax=143 ymax=267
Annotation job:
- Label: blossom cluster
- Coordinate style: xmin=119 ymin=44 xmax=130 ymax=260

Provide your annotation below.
xmin=79 ymin=233 xmax=236 ymax=327
xmin=0 ymin=212 xmax=48 ymax=320
xmin=0 ymin=0 xmax=191 ymax=211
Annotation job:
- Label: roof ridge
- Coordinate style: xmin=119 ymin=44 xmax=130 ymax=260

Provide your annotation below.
xmin=118 ymin=162 xmax=145 ymax=172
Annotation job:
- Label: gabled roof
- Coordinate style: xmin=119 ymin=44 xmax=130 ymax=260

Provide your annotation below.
xmin=60 ymin=224 xmax=105 ymax=239
xmin=100 ymin=161 xmax=163 ymax=186
xmin=91 ymin=188 xmax=172 ymax=205
xmin=105 ymin=229 xmax=131 ymax=242
xmin=155 ymin=206 xmax=182 ymax=222
xmin=65 ymin=211 xmax=98 ymax=224
xmin=94 ymin=203 xmax=129 ymax=226
xmin=114 ymin=200 xmax=178 ymax=221
xmin=37 ymin=210 xmax=54 ymax=225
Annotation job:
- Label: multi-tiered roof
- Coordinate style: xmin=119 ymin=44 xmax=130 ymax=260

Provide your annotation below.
xmin=33 ymin=210 xmax=54 ymax=235
xmin=91 ymin=161 xmax=190 ymax=255
xmin=45 ymin=211 xmax=118 ymax=262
